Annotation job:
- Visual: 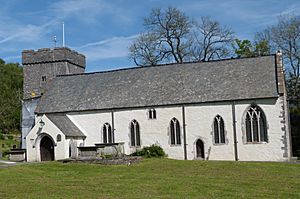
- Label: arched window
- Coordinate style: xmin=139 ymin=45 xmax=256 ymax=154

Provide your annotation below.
xmin=170 ymin=118 xmax=181 ymax=145
xmin=148 ymin=109 xmax=157 ymax=119
xmin=130 ymin=120 xmax=140 ymax=147
xmin=213 ymin=115 xmax=225 ymax=144
xmin=56 ymin=134 xmax=62 ymax=142
xmin=102 ymin=123 xmax=113 ymax=144
xmin=245 ymin=104 xmax=268 ymax=143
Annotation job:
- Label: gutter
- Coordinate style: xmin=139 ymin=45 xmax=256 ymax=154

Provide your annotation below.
xmin=231 ymin=101 xmax=239 ymax=161
xmin=111 ymin=110 xmax=115 ymax=142
xmin=182 ymin=105 xmax=187 ymax=160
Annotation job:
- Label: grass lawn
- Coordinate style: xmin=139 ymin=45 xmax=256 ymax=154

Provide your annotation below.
xmin=0 ymin=159 xmax=300 ymax=199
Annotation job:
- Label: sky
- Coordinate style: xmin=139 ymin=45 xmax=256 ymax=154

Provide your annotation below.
xmin=1 ymin=0 xmax=300 ymax=72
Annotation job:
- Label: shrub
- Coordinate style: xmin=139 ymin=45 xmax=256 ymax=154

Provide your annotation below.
xmin=7 ymin=135 xmax=14 ymax=140
xmin=2 ymin=149 xmax=10 ymax=159
xmin=131 ymin=144 xmax=166 ymax=158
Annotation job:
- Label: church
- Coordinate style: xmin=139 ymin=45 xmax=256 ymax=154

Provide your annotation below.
xmin=21 ymin=47 xmax=292 ymax=162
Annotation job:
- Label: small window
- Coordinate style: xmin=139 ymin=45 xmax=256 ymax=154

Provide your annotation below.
xmin=170 ymin=118 xmax=181 ymax=145
xmin=130 ymin=120 xmax=140 ymax=147
xmin=102 ymin=123 xmax=114 ymax=144
xmin=148 ymin=109 xmax=157 ymax=119
xmin=56 ymin=134 xmax=62 ymax=142
xmin=42 ymin=76 xmax=47 ymax=82
xmin=245 ymin=104 xmax=268 ymax=143
xmin=213 ymin=115 xmax=226 ymax=144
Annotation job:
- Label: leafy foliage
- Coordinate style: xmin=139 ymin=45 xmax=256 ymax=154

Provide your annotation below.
xmin=233 ymin=39 xmax=270 ymax=58
xmin=0 ymin=59 xmax=23 ymax=136
xmin=131 ymin=144 xmax=166 ymax=158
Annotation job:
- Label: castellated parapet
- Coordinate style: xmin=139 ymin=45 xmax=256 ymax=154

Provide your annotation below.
xmin=22 ymin=47 xmax=86 ymax=68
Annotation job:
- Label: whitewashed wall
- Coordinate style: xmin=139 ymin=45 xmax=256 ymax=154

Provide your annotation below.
xmin=26 ymin=115 xmax=67 ymax=162
xmin=185 ymin=102 xmax=235 ymax=160
xmin=67 ymin=111 xmax=112 ymax=145
xmin=235 ymin=97 xmax=287 ymax=161
xmin=114 ymin=107 xmax=184 ymax=159
xmin=65 ymin=97 xmax=289 ymax=161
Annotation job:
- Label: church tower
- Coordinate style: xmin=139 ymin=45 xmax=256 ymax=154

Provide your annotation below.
xmin=21 ymin=47 xmax=86 ymax=148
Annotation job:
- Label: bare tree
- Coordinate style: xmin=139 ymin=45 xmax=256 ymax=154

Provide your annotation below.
xmin=129 ymin=7 xmax=235 ymax=66
xmin=129 ymin=33 xmax=163 ymax=66
xmin=190 ymin=16 xmax=235 ymax=61
xmin=268 ymin=15 xmax=300 ymax=104
xmin=129 ymin=7 xmax=192 ymax=66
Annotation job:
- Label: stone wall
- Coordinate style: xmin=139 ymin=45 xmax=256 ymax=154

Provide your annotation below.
xmin=21 ymin=47 xmax=86 ymax=149
xmin=22 ymin=47 xmax=86 ymax=100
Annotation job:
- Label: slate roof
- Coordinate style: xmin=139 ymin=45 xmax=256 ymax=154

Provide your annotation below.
xmin=46 ymin=114 xmax=85 ymax=137
xmin=36 ymin=55 xmax=279 ymax=114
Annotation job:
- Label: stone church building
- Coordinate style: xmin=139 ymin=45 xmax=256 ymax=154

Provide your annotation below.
xmin=21 ymin=47 xmax=292 ymax=162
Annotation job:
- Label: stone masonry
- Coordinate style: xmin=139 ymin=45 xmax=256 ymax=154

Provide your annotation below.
xmin=22 ymin=47 xmax=86 ymax=99
xmin=21 ymin=47 xmax=86 ymax=148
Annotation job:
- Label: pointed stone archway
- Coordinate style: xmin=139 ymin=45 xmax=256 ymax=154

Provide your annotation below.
xmin=196 ymin=139 xmax=205 ymax=159
xmin=40 ymin=136 xmax=54 ymax=161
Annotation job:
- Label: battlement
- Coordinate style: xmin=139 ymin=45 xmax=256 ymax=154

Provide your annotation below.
xmin=22 ymin=47 xmax=86 ymax=68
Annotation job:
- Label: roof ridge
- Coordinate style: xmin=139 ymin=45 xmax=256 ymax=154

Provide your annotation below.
xmin=56 ymin=54 xmax=276 ymax=77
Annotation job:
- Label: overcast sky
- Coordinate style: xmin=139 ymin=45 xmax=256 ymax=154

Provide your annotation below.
xmin=1 ymin=0 xmax=300 ymax=72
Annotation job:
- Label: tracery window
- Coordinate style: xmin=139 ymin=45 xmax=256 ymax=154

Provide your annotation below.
xmin=102 ymin=123 xmax=114 ymax=143
xmin=170 ymin=118 xmax=181 ymax=145
xmin=213 ymin=115 xmax=225 ymax=144
xmin=130 ymin=120 xmax=140 ymax=147
xmin=245 ymin=104 xmax=268 ymax=143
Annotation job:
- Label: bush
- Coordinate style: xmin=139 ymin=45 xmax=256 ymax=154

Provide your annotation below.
xmin=7 ymin=135 xmax=13 ymax=140
xmin=2 ymin=149 xmax=10 ymax=159
xmin=131 ymin=144 xmax=166 ymax=158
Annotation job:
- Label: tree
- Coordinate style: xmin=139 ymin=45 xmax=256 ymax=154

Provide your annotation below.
xmin=129 ymin=7 xmax=235 ymax=66
xmin=233 ymin=39 xmax=255 ymax=58
xmin=256 ymin=15 xmax=300 ymax=157
xmin=268 ymin=15 xmax=300 ymax=106
xmin=190 ymin=16 xmax=235 ymax=61
xmin=129 ymin=7 xmax=192 ymax=66
xmin=0 ymin=60 xmax=23 ymax=135
xmin=233 ymin=39 xmax=270 ymax=58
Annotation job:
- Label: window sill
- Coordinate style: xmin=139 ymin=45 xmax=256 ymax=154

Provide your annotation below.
xmin=213 ymin=143 xmax=227 ymax=146
xmin=170 ymin=144 xmax=182 ymax=147
xmin=130 ymin=146 xmax=141 ymax=148
xmin=244 ymin=141 xmax=268 ymax=144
